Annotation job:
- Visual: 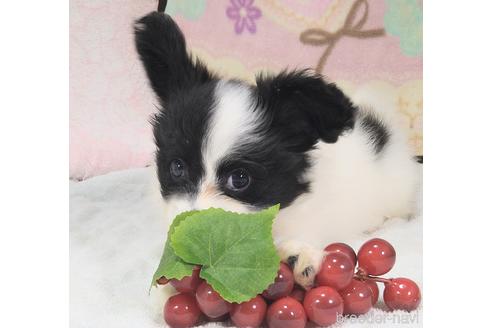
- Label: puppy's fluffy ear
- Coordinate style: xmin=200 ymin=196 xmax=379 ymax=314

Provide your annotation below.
xmin=256 ymin=70 xmax=356 ymax=151
xmin=134 ymin=12 xmax=213 ymax=104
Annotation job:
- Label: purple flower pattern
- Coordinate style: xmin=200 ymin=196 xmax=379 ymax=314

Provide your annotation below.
xmin=226 ymin=0 xmax=262 ymax=34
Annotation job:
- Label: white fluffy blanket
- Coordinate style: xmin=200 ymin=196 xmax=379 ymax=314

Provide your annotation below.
xmin=70 ymin=167 xmax=422 ymax=327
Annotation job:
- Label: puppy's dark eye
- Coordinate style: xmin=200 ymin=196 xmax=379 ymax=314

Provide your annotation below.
xmin=226 ymin=169 xmax=250 ymax=191
xmin=170 ymin=159 xmax=186 ymax=178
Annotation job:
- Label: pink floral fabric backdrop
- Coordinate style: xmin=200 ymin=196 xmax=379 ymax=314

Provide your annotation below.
xmin=70 ymin=0 xmax=422 ymax=179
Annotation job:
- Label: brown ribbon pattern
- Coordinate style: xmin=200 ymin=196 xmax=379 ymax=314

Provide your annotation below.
xmin=300 ymin=0 xmax=385 ymax=73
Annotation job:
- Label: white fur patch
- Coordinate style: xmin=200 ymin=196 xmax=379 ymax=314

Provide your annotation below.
xmin=273 ymin=102 xmax=419 ymax=246
xmin=203 ymin=81 xmax=260 ymax=176
xmin=193 ymin=81 xmax=261 ymax=211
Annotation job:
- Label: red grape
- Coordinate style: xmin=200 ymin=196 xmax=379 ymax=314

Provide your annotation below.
xmin=170 ymin=266 xmax=203 ymax=293
xmin=303 ymin=286 xmax=343 ymax=326
xmin=230 ymin=295 xmax=267 ymax=328
xmin=195 ymin=281 xmax=231 ymax=318
xmin=383 ymin=278 xmax=421 ymax=311
xmin=362 ymin=280 xmax=379 ymax=306
xmin=315 ymin=252 xmax=354 ymax=290
xmin=262 ymin=263 xmax=294 ymax=300
xmin=339 ymin=279 xmax=373 ymax=315
xmin=324 ymin=242 xmax=357 ymax=267
xmin=289 ymin=286 xmax=305 ymax=303
xmin=267 ymin=296 xmax=307 ymax=328
xmin=357 ymin=238 xmax=396 ymax=276
xmin=164 ymin=293 xmax=202 ymax=328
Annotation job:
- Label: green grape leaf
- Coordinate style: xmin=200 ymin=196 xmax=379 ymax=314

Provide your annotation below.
xmin=150 ymin=210 xmax=197 ymax=288
xmin=170 ymin=205 xmax=281 ymax=303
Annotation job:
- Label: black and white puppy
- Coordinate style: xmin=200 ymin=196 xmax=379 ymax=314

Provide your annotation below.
xmin=135 ymin=12 xmax=419 ymax=290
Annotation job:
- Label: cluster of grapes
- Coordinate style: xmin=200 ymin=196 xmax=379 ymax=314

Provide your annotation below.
xmin=160 ymin=238 xmax=421 ymax=328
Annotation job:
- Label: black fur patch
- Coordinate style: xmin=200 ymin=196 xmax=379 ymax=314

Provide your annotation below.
xmin=255 ymin=70 xmax=356 ymax=152
xmin=152 ymin=82 xmax=218 ymax=198
xmin=302 ymin=266 xmax=314 ymax=277
xmin=287 ymin=255 xmax=299 ymax=268
xmin=135 ymin=12 xmax=218 ymax=198
xmin=360 ymin=111 xmax=390 ymax=155
xmin=216 ymin=137 xmax=312 ymax=208
xmin=134 ymin=12 xmax=214 ymax=105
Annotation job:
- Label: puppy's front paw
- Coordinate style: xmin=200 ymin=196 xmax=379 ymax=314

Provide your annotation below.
xmin=277 ymin=241 xmax=325 ymax=290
